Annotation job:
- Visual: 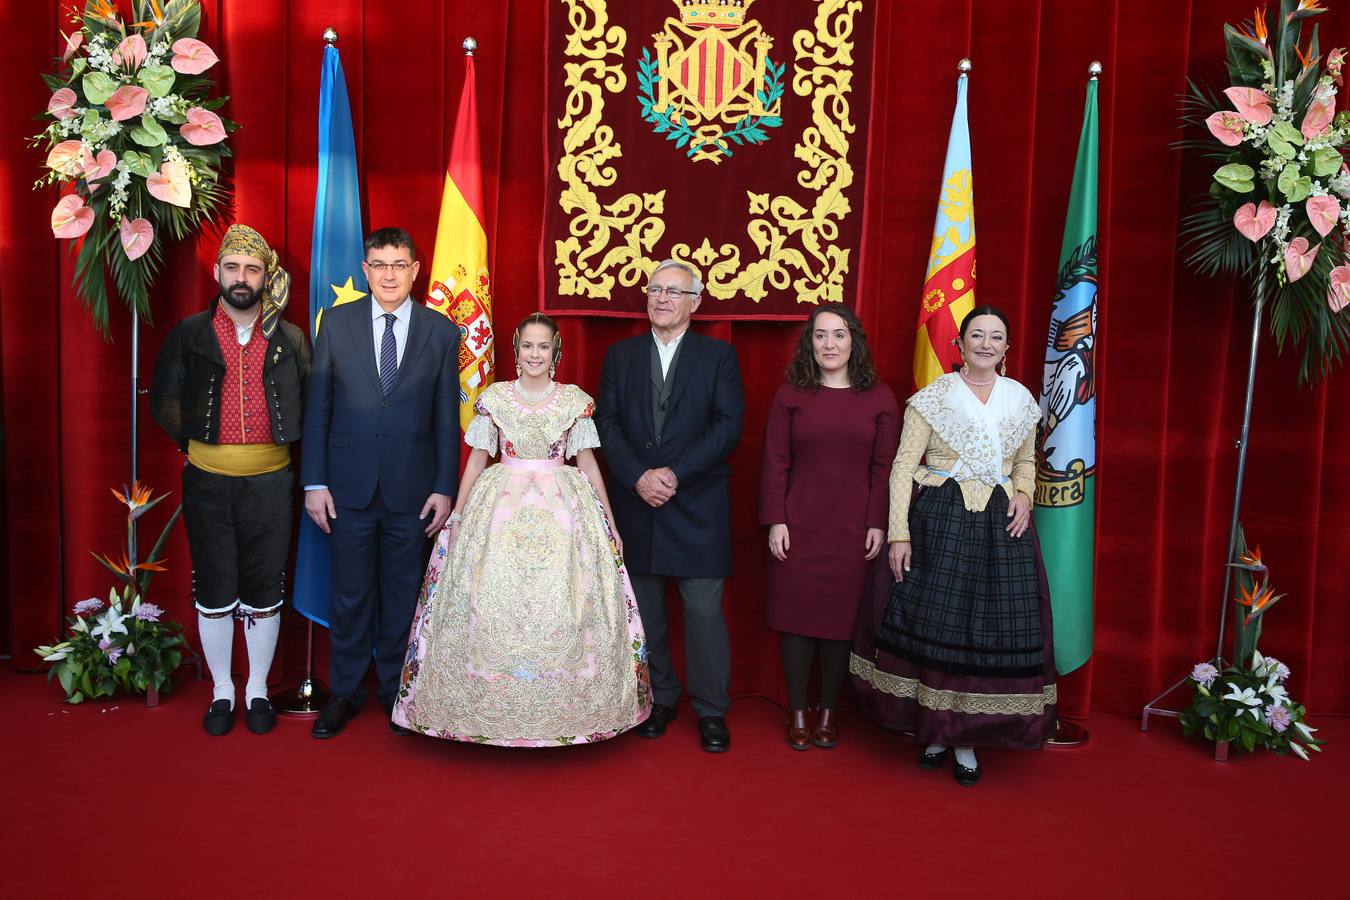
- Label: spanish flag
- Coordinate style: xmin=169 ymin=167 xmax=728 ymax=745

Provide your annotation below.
xmin=913 ymin=68 xmax=975 ymax=390
xmin=426 ymin=43 xmax=494 ymax=430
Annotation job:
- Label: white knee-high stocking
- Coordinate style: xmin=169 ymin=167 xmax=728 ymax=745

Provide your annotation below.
xmin=242 ymin=612 xmax=280 ymax=704
xmin=197 ymin=612 xmax=235 ymax=708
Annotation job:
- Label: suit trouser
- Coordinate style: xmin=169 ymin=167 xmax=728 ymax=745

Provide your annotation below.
xmin=327 ymin=486 xmax=429 ymax=708
xmin=628 ymin=574 xmax=730 ymax=717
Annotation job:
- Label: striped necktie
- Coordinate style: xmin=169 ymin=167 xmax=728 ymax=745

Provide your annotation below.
xmin=379 ymin=313 xmax=398 ymax=395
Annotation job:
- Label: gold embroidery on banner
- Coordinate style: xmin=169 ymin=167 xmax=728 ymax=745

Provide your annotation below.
xmin=554 ymin=0 xmax=861 ymax=308
xmin=849 ymin=653 xmax=1058 ymax=717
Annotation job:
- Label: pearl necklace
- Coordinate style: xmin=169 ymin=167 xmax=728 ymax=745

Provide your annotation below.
xmin=515 ymin=379 xmax=555 ymax=404
xmin=960 ymin=370 xmax=996 ymax=387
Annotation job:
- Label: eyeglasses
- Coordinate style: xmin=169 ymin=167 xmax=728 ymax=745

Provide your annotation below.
xmin=645 ymin=285 xmax=697 ymax=299
xmin=366 ymin=261 xmax=412 ymax=273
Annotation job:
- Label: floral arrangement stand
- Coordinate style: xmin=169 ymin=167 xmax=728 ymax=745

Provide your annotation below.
xmin=34 ymin=483 xmax=192 ymax=706
xmin=1141 ymin=0 xmax=1347 ymax=755
xmin=33 ymin=0 xmax=235 ymax=579
xmin=1143 ymin=533 xmax=1323 ymax=762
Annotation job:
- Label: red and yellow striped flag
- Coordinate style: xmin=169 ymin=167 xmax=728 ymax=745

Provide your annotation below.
xmin=914 ymin=70 xmax=975 ymax=390
xmin=426 ymin=46 xmax=494 ymax=430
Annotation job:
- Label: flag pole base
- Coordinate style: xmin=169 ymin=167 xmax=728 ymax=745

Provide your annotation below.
xmin=276 ymin=674 xmax=328 ymax=716
xmin=1044 ymin=719 xmax=1089 ymax=748
xmin=277 ymin=619 xmax=327 ymax=716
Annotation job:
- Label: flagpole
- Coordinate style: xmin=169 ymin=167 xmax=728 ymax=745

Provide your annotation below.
xmin=1043 ymin=60 xmax=1101 ymax=751
xmin=277 ymin=24 xmax=344 ymax=717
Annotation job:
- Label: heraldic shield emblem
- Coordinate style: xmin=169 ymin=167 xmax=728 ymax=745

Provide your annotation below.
xmin=637 ymin=0 xmax=785 ymax=163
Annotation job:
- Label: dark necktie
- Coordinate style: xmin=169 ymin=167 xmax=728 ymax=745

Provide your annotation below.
xmin=379 ymin=313 xmax=398 ymax=396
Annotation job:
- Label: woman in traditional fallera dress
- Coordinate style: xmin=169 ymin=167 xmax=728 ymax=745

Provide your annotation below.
xmin=760 ymin=305 xmax=899 ymax=750
xmin=391 ymin=314 xmax=650 ymax=746
xmin=850 ymin=306 xmax=1057 ymax=786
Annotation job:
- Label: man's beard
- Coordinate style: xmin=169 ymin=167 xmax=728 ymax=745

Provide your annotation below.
xmin=220 ymin=282 xmax=261 ymax=311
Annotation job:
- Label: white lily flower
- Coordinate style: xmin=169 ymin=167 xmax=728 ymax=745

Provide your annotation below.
xmin=72 ymin=615 xmax=89 ymax=634
xmin=1264 ymin=683 xmax=1290 ymax=707
xmin=36 ymin=642 xmax=72 ymax=661
xmin=91 ymin=605 xmax=128 ymax=641
xmin=1221 ymin=684 xmax=1262 ymax=706
xmin=1290 ymin=742 xmax=1309 ymax=761
xmin=1294 ymin=721 xmax=1318 ymax=741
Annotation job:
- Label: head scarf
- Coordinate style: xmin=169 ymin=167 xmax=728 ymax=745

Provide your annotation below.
xmin=218 ymin=224 xmax=290 ymax=339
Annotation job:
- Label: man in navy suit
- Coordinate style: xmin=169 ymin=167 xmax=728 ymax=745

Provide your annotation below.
xmin=302 ymin=227 xmax=459 ymax=738
xmin=596 ymin=259 xmax=744 ymax=753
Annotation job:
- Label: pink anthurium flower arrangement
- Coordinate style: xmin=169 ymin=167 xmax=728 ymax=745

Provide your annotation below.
xmin=32 ymin=0 xmax=236 ymax=333
xmin=180 ymin=107 xmax=226 ymax=145
xmin=1234 ymin=200 xmax=1278 ymax=240
xmin=51 ymin=194 xmax=95 ymax=239
xmin=1181 ymin=1 xmax=1350 ymax=383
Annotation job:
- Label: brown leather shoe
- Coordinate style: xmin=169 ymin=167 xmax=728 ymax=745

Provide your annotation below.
xmin=786 ymin=708 xmax=812 ymax=750
xmin=812 ymin=707 xmax=838 ymax=748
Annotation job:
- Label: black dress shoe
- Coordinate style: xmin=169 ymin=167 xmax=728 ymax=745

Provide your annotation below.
xmin=919 ymin=746 xmax=949 ymax=770
xmin=203 ymin=699 xmax=234 ymax=737
xmin=953 ymin=759 xmax=981 ymax=787
xmin=311 ymin=696 xmax=357 ymax=739
xmin=698 ymin=716 xmax=731 ymax=753
xmin=636 ymin=703 xmax=677 ymax=739
xmin=244 ymin=698 xmax=277 ymax=735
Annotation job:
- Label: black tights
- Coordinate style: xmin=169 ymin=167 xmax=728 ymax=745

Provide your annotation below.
xmin=780 ymin=633 xmax=852 ymax=711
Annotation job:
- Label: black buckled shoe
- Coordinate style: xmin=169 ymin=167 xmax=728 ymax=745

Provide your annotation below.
xmin=244 ymin=698 xmax=277 ymax=735
xmin=919 ymin=746 xmax=949 ymax=770
xmin=636 ymin=703 xmax=677 ymax=739
xmin=953 ymin=759 xmax=981 ymax=787
xmin=203 ymin=699 xmax=234 ymax=737
xmin=698 ymin=716 xmax=731 ymax=753
xmin=311 ymin=696 xmax=358 ymax=739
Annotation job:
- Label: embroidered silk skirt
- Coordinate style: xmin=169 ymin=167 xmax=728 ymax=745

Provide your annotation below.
xmin=392 ymin=457 xmax=651 ymax=746
xmin=850 ymin=480 xmax=1057 ymax=749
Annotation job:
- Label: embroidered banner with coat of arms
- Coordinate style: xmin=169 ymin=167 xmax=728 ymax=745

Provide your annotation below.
xmin=544 ymin=0 xmax=876 ymax=319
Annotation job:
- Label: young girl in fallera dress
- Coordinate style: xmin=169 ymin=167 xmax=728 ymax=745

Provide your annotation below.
xmin=391 ymin=313 xmax=650 ymax=745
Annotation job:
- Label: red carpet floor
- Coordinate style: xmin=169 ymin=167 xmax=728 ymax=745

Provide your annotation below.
xmin=2 ymin=667 xmax=1344 ymax=899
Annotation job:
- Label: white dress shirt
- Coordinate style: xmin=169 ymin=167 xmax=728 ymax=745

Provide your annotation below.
xmin=652 ymin=328 xmax=687 ymax=379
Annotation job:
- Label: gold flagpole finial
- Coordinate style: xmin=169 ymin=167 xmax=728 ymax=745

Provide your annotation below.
xmin=1088 ymin=60 xmax=1103 ymax=80
xmin=323 ymin=27 xmax=338 ymax=46
xmin=462 ymin=36 xmax=478 ymax=56
xmin=957 ymin=58 xmax=972 ymax=74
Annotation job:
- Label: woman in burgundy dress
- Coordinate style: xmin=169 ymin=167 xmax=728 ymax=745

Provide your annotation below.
xmin=760 ymin=305 xmax=900 ymax=750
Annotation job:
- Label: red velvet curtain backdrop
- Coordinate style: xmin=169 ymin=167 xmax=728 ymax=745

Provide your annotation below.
xmin=3 ymin=1 xmax=1348 ymax=719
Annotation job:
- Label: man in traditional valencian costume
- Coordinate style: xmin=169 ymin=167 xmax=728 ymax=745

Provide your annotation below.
xmin=151 ymin=225 xmax=310 ymax=736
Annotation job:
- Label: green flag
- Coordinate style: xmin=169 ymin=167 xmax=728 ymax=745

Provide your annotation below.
xmin=1034 ymin=77 xmax=1098 ymax=675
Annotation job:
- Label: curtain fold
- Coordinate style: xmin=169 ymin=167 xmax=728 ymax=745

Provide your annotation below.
xmin=3 ymin=0 xmax=1347 ymax=718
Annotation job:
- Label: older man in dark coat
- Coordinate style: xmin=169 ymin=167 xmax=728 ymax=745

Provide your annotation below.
xmin=596 ymin=259 xmax=744 ymax=753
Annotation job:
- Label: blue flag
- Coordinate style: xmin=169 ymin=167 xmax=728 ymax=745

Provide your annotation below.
xmin=293 ymin=44 xmax=366 ymax=627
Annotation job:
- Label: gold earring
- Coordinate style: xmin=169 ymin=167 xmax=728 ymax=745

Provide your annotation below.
xmin=999 ymin=357 xmax=1007 ymax=377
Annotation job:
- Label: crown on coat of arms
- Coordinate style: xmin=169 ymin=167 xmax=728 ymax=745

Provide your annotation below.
xmin=677 ymin=0 xmax=754 ymax=29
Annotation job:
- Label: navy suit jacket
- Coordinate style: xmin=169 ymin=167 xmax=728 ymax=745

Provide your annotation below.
xmin=596 ymin=330 xmax=744 ymax=578
xmin=301 ymin=298 xmax=460 ymax=513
